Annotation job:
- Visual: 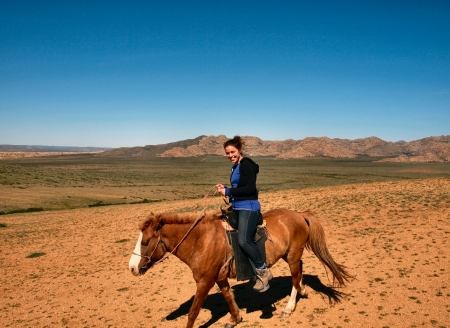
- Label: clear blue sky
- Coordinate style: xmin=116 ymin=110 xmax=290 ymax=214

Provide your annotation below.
xmin=1 ymin=1 xmax=449 ymax=147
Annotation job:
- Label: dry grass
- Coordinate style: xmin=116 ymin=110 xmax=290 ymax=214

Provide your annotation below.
xmin=1 ymin=178 xmax=449 ymax=327
xmin=0 ymin=152 xmax=104 ymax=159
xmin=2 ymin=155 xmax=450 ymax=214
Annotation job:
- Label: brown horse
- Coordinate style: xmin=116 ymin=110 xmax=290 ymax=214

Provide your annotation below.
xmin=128 ymin=208 xmax=352 ymax=328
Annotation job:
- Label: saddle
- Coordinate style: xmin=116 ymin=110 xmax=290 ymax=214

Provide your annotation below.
xmin=221 ymin=207 xmax=267 ymax=281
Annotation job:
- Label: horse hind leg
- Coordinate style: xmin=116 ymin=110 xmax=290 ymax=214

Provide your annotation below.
xmin=282 ymin=286 xmax=298 ymax=318
xmin=282 ymin=259 xmax=308 ymax=318
xmin=298 ymin=259 xmax=308 ymax=297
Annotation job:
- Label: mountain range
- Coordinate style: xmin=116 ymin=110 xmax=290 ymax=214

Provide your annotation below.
xmin=0 ymin=145 xmax=111 ymax=152
xmin=99 ymin=135 xmax=450 ymax=163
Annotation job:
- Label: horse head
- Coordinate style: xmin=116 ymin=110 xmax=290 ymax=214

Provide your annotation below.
xmin=128 ymin=212 xmax=167 ymax=276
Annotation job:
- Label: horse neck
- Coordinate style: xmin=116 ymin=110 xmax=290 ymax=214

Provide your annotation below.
xmin=160 ymin=223 xmax=191 ymax=250
xmin=159 ymin=213 xmax=208 ymax=260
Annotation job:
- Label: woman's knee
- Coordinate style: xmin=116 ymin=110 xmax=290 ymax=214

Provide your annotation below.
xmin=237 ymin=235 xmax=252 ymax=249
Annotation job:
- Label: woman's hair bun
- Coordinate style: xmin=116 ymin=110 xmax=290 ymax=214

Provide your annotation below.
xmin=223 ymin=135 xmax=244 ymax=150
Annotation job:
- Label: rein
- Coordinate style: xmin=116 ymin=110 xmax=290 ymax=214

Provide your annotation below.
xmin=192 ymin=186 xmax=226 ymax=210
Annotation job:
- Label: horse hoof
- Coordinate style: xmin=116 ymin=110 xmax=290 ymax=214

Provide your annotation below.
xmin=300 ymin=289 xmax=308 ymax=298
xmin=224 ymin=316 xmax=242 ymax=328
xmin=281 ymin=311 xmax=291 ymax=318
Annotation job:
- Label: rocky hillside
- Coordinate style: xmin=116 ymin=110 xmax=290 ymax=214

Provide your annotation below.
xmin=98 ymin=136 xmax=206 ymax=157
xmin=100 ymin=135 xmax=450 ymax=162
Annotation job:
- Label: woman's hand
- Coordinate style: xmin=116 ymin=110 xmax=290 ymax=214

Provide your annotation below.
xmin=215 ymin=184 xmax=226 ymax=197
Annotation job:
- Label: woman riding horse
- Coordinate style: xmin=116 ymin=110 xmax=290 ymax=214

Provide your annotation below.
xmin=215 ymin=136 xmax=272 ymax=292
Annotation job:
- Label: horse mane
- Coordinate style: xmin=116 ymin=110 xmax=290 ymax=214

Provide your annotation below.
xmin=162 ymin=212 xmax=218 ymax=224
xmin=139 ymin=210 xmax=221 ymax=230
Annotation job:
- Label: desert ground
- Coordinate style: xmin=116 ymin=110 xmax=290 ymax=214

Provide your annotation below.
xmin=1 ymin=178 xmax=449 ymax=327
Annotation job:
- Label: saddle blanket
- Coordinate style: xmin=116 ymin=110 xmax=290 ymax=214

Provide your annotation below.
xmin=226 ymin=226 xmax=267 ymax=281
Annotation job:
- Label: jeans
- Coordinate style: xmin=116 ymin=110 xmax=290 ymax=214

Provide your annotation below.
xmin=237 ymin=210 xmax=265 ymax=269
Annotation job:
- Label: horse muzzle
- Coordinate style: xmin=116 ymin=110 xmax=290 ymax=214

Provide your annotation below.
xmin=129 ymin=265 xmax=140 ymax=276
xmin=138 ymin=266 xmax=149 ymax=275
xmin=129 ymin=262 xmax=152 ymax=276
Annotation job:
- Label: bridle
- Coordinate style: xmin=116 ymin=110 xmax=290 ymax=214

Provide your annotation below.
xmin=133 ymin=233 xmax=167 ymax=271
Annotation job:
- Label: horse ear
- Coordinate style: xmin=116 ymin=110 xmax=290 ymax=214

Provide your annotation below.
xmin=139 ymin=212 xmax=157 ymax=231
xmin=156 ymin=216 xmax=165 ymax=230
xmin=213 ymin=209 xmax=223 ymax=219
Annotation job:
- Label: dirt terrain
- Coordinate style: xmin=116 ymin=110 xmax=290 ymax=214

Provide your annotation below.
xmin=1 ymin=178 xmax=449 ymax=327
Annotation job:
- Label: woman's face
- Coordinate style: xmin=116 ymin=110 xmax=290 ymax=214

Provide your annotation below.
xmin=224 ymin=145 xmax=242 ymax=164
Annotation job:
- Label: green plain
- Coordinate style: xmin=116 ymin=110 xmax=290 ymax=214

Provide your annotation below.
xmin=0 ymin=154 xmax=449 ymax=213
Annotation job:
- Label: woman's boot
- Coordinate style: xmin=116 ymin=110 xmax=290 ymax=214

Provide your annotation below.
xmin=253 ymin=268 xmax=273 ymax=292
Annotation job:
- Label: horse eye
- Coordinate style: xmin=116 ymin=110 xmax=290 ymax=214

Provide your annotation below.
xmin=141 ymin=240 xmax=149 ymax=247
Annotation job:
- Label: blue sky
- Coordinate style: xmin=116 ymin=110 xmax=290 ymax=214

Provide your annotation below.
xmin=1 ymin=1 xmax=449 ymax=147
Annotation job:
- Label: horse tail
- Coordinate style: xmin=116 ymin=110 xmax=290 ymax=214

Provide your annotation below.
xmin=303 ymin=212 xmax=353 ymax=286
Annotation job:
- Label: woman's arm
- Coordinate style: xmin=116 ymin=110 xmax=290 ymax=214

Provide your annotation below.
xmin=227 ymin=159 xmax=257 ymax=197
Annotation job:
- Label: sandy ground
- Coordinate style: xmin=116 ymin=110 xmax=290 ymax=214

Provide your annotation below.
xmin=1 ymin=178 xmax=449 ymax=328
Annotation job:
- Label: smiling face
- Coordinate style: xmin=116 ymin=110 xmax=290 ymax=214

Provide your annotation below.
xmin=225 ymin=145 xmax=242 ymax=164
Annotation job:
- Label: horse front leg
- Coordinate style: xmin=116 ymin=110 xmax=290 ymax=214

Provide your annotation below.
xmin=186 ymin=279 xmax=215 ymax=328
xmin=282 ymin=259 xmax=308 ymax=317
xmin=217 ymin=279 xmax=242 ymax=328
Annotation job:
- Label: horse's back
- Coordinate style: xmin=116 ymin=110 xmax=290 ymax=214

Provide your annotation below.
xmin=263 ymin=208 xmax=311 ymax=230
xmin=263 ymin=208 xmax=310 ymax=254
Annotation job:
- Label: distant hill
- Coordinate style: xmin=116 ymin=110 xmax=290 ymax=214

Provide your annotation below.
xmin=100 ymin=135 xmax=450 ymax=163
xmin=0 ymin=145 xmax=111 ymax=152
xmin=98 ymin=136 xmax=206 ymax=157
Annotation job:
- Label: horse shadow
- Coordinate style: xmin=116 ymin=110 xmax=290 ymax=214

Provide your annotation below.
xmin=165 ymin=274 xmax=347 ymax=327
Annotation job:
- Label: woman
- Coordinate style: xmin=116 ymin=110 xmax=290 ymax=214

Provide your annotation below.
xmin=216 ymin=136 xmax=273 ymax=292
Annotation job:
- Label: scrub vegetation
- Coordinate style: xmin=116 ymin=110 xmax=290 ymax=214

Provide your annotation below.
xmin=1 ymin=154 xmax=449 ymax=213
